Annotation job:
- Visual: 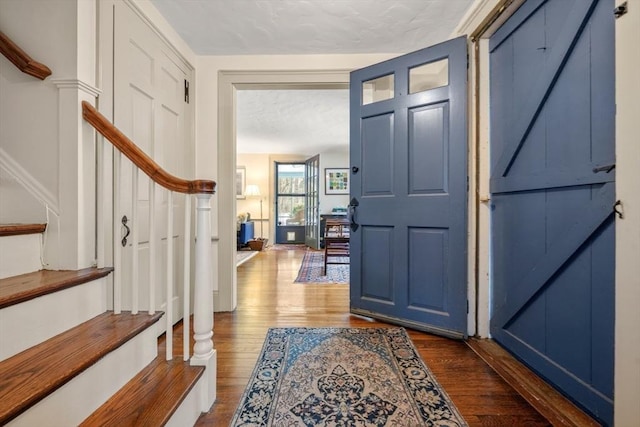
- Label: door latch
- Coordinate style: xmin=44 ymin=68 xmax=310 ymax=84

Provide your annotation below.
xmin=121 ymin=215 xmax=131 ymax=247
xmin=614 ymin=200 xmax=624 ymax=219
xmin=614 ymin=2 xmax=628 ymax=19
xmin=348 ymin=197 xmax=359 ymax=232
xmin=593 ymin=163 xmax=616 ymax=173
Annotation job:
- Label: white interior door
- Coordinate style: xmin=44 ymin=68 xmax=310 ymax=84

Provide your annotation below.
xmin=113 ymin=3 xmax=192 ymax=330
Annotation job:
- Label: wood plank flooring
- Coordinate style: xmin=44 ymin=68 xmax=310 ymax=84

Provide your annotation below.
xmin=187 ymin=247 xmax=554 ymax=426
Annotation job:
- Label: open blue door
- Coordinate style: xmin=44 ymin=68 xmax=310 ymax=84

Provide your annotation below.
xmin=490 ymin=0 xmax=615 ymax=424
xmin=349 ymin=37 xmax=468 ymax=338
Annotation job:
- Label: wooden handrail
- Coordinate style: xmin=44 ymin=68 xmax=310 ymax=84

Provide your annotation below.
xmin=0 ymin=31 xmax=51 ymax=80
xmin=82 ymin=101 xmax=216 ymax=194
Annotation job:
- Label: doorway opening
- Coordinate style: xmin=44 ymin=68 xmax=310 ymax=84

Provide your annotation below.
xmin=275 ymin=162 xmax=306 ymax=243
xmin=218 ymin=71 xmax=351 ymax=313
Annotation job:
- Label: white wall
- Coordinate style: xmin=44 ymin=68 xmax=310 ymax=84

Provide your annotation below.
xmin=237 ymin=153 xmax=270 ymax=240
xmin=0 ymin=0 xmax=97 ymax=270
xmin=0 ymin=0 xmax=76 ymax=214
xmin=319 ymin=147 xmax=350 ymax=215
xmin=614 ymin=0 xmax=640 ymax=423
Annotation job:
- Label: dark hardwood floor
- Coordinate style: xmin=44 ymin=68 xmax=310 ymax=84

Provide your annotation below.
xmin=188 ymin=247 xmax=551 ymax=426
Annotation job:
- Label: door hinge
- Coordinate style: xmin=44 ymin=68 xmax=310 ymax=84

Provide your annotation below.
xmin=184 ymin=79 xmax=190 ymax=104
xmin=467 ymin=300 xmax=469 ymax=313
xmin=615 ymin=2 xmax=628 ymax=18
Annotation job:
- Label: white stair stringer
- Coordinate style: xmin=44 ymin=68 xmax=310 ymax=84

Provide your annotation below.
xmin=0 ymin=276 xmax=108 ymax=361
xmin=0 ymin=234 xmax=41 ymax=279
xmin=7 ymin=320 xmax=159 ymax=427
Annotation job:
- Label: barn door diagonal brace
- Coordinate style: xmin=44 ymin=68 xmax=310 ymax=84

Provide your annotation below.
xmin=491 ymin=0 xmax=600 ymax=181
xmin=495 ymin=182 xmax=615 ymax=328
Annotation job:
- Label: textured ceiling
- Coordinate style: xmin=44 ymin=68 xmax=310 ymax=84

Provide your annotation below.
xmin=236 ymin=89 xmax=349 ymax=155
xmin=149 ymin=0 xmax=474 ymax=154
xmin=150 ymin=0 xmax=474 ymax=55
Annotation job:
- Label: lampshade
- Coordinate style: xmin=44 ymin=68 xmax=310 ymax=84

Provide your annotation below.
xmin=245 ymin=184 xmax=261 ymax=197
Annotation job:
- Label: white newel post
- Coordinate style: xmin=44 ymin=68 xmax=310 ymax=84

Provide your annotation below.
xmin=191 ymin=193 xmax=216 ymax=411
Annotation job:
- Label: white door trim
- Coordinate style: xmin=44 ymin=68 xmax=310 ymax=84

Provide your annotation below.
xmin=614 ymin=0 xmax=640 ymax=423
xmin=216 ymin=70 xmax=351 ymax=312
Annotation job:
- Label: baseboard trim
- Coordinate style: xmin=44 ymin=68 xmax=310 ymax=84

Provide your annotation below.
xmin=466 ymin=338 xmax=600 ymax=427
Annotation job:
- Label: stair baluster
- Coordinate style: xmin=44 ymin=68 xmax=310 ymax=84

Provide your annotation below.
xmin=166 ymin=190 xmax=174 ymax=360
xmin=82 ymin=101 xmax=216 ymax=401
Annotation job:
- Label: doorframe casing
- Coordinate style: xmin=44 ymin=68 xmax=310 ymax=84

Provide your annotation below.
xmin=217 ymin=71 xmax=352 ymax=312
xmin=273 ymin=161 xmax=306 ymax=244
xmin=613 ymin=0 xmax=640 ymax=423
xmin=455 ymin=0 xmax=527 ymax=339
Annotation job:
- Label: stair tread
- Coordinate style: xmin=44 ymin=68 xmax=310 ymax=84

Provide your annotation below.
xmin=0 ymin=223 xmax=46 ymax=237
xmin=0 ymin=311 xmax=163 ymax=425
xmin=0 ymin=267 xmax=113 ymax=309
xmin=81 ymin=359 xmax=204 ymax=427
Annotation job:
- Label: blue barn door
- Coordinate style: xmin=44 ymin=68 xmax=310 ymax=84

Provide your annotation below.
xmin=349 ymin=37 xmax=468 ymax=338
xmin=489 ymin=0 xmax=615 ymax=424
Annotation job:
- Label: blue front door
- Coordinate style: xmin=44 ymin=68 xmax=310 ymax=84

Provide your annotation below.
xmin=489 ymin=0 xmax=615 ymax=424
xmin=349 ymin=37 xmax=468 ymax=338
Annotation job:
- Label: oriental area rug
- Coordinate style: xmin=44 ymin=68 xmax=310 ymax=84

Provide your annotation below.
xmin=294 ymin=251 xmax=349 ymax=284
xmin=230 ymin=327 xmax=468 ymax=426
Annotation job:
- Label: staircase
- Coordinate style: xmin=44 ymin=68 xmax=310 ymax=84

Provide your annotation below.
xmin=1 ymin=28 xmax=216 ymax=425
xmin=0 ymin=225 xmax=206 ymax=426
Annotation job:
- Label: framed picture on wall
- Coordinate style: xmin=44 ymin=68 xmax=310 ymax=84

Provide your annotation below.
xmin=325 ymin=168 xmax=349 ymax=195
xmin=236 ymin=166 xmax=246 ymax=199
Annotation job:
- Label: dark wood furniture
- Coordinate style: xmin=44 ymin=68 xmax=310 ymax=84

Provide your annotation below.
xmin=323 ymin=218 xmax=350 ymax=275
xmin=319 ymin=214 xmax=348 ymax=248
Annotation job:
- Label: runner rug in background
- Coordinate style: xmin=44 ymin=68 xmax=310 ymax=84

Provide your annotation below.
xmin=230 ymin=327 xmax=468 ymax=426
xmin=236 ymin=250 xmax=258 ymax=267
xmin=294 ymin=251 xmax=349 ymax=284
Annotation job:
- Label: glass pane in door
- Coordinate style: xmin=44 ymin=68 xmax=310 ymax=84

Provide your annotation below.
xmin=277 ymin=196 xmax=306 ymax=225
xmin=275 ymin=163 xmax=306 ymax=244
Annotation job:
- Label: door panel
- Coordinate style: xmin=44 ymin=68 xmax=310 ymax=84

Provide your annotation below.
xmin=350 ymin=36 xmax=468 ymax=338
xmin=409 ymin=104 xmax=448 ymax=194
xmin=489 ymin=0 xmax=614 ymax=424
xmin=114 ymin=3 xmax=190 ymax=328
xmin=361 ymin=226 xmax=394 ymax=302
xmin=361 ymin=114 xmax=394 ymax=195
xmin=408 ymin=228 xmax=448 ymax=311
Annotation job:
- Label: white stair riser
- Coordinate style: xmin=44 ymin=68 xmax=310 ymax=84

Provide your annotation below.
xmin=165 ymin=376 xmax=203 ymax=427
xmin=0 ymin=277 xmax=108 ymax=361
xmin=0 ymin=234 xmax=41 ymax=279
xmin=7 ymin=321 xmax=159 ymax=427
